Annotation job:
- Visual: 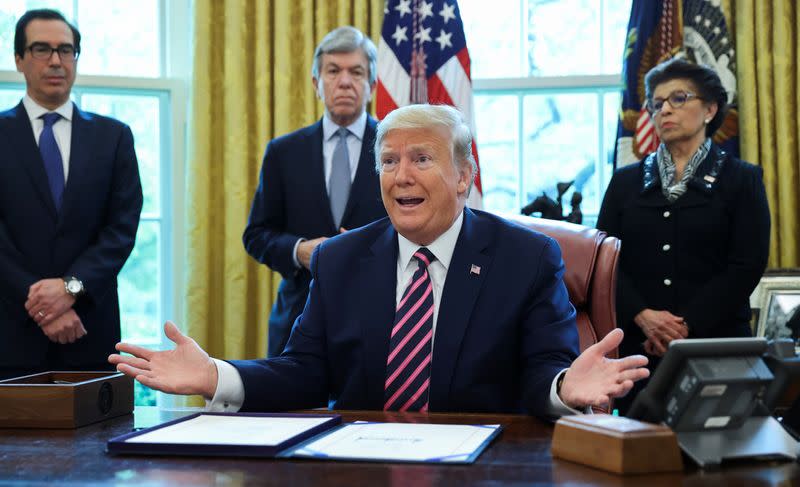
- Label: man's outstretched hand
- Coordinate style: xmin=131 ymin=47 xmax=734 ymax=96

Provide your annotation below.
xmin=109 ymin=321 xmax=219 ymax=398
xmin=558 ymin=329 xmax=650 ymax=409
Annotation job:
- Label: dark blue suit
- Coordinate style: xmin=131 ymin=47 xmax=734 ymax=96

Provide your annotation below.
xmin=0 ymin=102 xmax=142 ymax=375
xmin=243 ymin=117 xmax=387 ymax=357
xmin=232 ymin=209 xmax=579 ymax=416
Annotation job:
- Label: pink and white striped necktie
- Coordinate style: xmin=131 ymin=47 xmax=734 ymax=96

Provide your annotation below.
xmin=384 ymin=247 xmax=436 ymax=412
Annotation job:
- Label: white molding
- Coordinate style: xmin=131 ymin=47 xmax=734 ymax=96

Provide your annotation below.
xmin=473 ymin=74 xmax=623 ymax=92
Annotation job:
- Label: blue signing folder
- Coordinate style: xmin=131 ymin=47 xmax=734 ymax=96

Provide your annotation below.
xmin=106 ymin=412 xmax=341 ymax=458
xmin=107 ymin=413 xmax=501 ymax=464
xmin=282 ymin=421 xmax=503 ymax=464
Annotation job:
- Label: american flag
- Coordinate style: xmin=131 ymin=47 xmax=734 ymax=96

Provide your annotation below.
xmin=376 ymin=0 xmax=482 ymax=208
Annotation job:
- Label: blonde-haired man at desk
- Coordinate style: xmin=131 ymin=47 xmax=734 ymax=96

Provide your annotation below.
xmin=110 ymin=104 xmax=649 ymax=417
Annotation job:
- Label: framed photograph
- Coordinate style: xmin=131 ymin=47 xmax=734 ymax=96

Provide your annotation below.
xmin=752 ymin=271 xmax=800 ymax=340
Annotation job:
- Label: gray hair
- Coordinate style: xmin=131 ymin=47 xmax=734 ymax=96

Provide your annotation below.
xmin=375 ymin=104 xmax=477 ymax=184
xmin=311 ymin=26 xmax=377 ymax=85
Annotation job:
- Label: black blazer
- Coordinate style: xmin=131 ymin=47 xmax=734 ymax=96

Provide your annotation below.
xmin=242 ymin=117 xmax=387 ymax=356
xmin=0 ymin=102 xmax=142 ymax=370
xmin=597 ymin=144 xmax=770 ymax=356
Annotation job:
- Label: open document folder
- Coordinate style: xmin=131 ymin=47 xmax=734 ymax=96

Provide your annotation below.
xmin=107 ymin=413 xmax=502 ymax=464
xmin=284 ymin=421 xmax=502 ymax=464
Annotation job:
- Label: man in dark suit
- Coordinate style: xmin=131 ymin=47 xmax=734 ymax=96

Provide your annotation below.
xmin=111 ymin=104 xmax=648 ymax=417
xmin=243 ymin=26 xmax=386 ymax=357
xmin=0 ymin=9 xmax=142 ymax=380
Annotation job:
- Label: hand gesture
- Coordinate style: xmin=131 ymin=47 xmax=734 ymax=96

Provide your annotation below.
xmin=25 ymin=278 xmax=76 ymax=326
xmin=558 ymin=329 xmax=650 ymax=409
xmin=39 ymin=308 xmax=87 ymax=344
xmin=109 ymin=321 xmax=219 ymax=398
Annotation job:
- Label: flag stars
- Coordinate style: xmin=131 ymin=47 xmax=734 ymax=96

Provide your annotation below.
xmin=392 ymin=25 xmax=409 ymax=46
xmin=414 ymin=26 xmax=432 ymax=45
xmin=439 ymin=2 xmax=456 ymax=24
xmin=435 ymin=29 xmax=452 ymax=50
xmin=417 ymin=0 xmax=434 ymax=21
xmin=395 ymin=0 xmax=412 ymax=18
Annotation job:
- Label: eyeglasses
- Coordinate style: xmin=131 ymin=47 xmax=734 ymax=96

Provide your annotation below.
xmin=646 ymin=90 xmax=702 ymax=115
xmin=26 ymin=42 xmax=80 ymax=62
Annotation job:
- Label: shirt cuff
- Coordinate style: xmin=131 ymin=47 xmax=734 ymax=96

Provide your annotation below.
xmin=545 ymin=369 xmax=589 ymax=417
xmin=292 ymin=238 xmax=306 ymax=268
xmin=204 ymin=358 xmax=245 ymax=412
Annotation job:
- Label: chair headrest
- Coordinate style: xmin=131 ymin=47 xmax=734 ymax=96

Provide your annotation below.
xmin=502 ymin=214 xmax=605 ymax=307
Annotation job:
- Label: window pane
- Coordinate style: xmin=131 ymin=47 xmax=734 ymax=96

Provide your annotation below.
xmin=76 ymin=0 xmax=160 ymax=77
xmin=460 ymin=0 xmax=522 ymax=78
xmin=80 ymin=93 xmax=161 ymax=215
xmin=602 ymin=0 xmax=633 ymax=74
xmin=118 ymin=220 xmax=160 ymax=344
xmin=522 ymin=93 xmax=599 ymax=222
xmin=0 ymin=1 xmax=74 ymax=71
xmin=528 ymin=0 xmax=602 ymax=76
xmin=474 ymin=94 xmax=520 ymax=213
xmin=0 ymin=88 xmax=24 ymax=108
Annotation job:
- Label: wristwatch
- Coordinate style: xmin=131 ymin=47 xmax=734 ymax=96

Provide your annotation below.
xmin=64 ymin=276 xmax=85 ymax=298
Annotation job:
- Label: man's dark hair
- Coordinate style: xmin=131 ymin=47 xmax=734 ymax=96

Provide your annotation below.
xmin=14 ymin=9 xmax=81 ymax=59
xmin=644 ymin=58 xmax=728 ymax=137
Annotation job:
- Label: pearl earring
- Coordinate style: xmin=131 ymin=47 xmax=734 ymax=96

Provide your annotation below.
xmin=704 ymin=119 xmax=711 ymax=124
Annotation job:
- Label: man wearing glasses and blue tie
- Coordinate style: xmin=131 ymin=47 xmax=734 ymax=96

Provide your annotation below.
xmin=0 ymin=9 xmax=143 ymax=379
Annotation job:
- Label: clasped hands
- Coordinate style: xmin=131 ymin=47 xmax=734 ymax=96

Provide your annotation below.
xmin=634 ymin=309 xmax=689 ymax=357
xmin=24 ymin=278 xmax=86 ymax=344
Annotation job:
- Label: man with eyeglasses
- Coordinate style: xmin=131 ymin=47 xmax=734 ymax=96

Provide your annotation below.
xmin=0 ymin=9 xmax=143 ymax=379
xmin=243 ymin=26 xmax=386 ymax=358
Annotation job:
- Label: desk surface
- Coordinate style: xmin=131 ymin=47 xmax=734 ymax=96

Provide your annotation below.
xmin=0 ymin=408 xmax=797 ymax=486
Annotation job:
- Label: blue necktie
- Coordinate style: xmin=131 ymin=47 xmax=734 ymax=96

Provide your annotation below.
xmin=329 ymin=127 xmax=352 ymax=229
xmin=39 ymin=113 xmax=65 ymax=211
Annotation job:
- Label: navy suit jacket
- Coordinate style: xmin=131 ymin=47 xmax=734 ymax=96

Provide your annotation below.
xmin=243 ymin=117 xmax=387 ymax=357
xmin=232 ymin=209 xmax=579 ymax=416
xmin=0 ymin=102 xmax=142 ymax=370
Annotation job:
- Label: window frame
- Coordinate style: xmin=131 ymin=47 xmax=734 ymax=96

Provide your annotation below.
xmin=473 ymin=74 xmax=623 ymax=221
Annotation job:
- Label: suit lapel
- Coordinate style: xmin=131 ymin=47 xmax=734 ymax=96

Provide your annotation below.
xmin=341 ymin=116 xmax=378 ymax=228
xmin=59 ymin=104 xmax=91 ymax=223
xmin=306 ymin=120 xmax=337 ymax=232
xmin=4 ymin=103 xmax=59 ymax=220
xmin=429 ymin=209 xmax=493 ymax=409
xmin=360 ymin=222 xmax=399 ymax=408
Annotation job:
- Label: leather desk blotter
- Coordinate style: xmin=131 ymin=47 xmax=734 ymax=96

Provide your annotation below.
xmin=0 ymin=371 xmax=133 ymax=428
xmin=551 ymin=414 xmax=683 ymax=474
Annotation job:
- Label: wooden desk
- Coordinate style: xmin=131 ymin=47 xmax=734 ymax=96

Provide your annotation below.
xmin=0 ymin=408 xmax=797 ymax=486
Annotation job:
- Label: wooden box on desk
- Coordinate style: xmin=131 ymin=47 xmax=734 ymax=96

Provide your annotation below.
xmin=0 ymin=371 xmax=133 ymax=428
xmin=551 ymin=414 xmax=683 ymax=474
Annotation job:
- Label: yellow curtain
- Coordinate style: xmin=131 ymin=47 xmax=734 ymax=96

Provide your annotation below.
xmin=185 ymin=0 xmax=384 ymax=364
xmin=729 ymin=0 xmax=800 ymax=268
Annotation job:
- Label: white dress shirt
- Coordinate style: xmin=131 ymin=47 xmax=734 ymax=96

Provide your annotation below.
xmin=209 ymin=211 xmax=580 ymax=417
xmin=291 ymin=111 xmax=369 ymax=267
xmin=22 ymin=95 xmax=73 ymax=182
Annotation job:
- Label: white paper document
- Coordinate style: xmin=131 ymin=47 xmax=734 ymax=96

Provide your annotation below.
xmin=290 ymin=422 xmax=501 ymax=463
xmin=125 ymin=415 xmax=333 ymax=446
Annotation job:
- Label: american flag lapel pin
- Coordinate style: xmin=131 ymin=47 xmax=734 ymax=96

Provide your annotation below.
xmin=470 ymin=264 xmax=481 ymax=276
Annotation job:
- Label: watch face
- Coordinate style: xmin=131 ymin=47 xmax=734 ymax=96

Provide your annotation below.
xmin=67 ymin=280 xmax=82 ymax=294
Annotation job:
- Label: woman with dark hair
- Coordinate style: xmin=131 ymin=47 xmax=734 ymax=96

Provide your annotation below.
xmin=597 ymin=58 xmax=771 ymax=412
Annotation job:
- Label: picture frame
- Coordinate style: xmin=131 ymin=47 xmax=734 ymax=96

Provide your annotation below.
xmin=751 ymin=270 xmax=800 ymax=340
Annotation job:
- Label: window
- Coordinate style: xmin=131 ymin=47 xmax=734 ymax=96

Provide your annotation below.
xmin=460 ymin=0 xmax=631 ymax=226
xmin=0 ymin=0 xmax=189 ymax=406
